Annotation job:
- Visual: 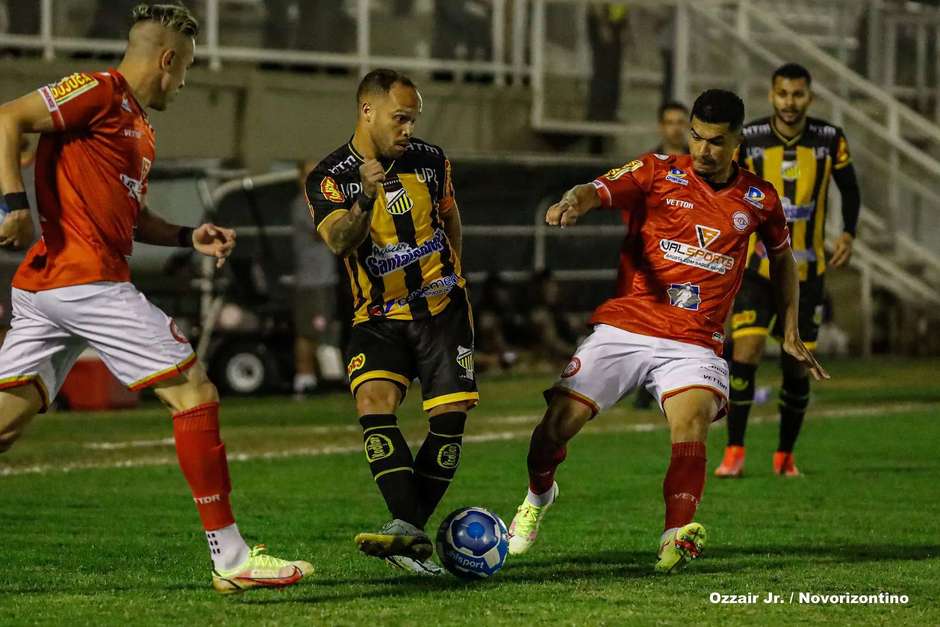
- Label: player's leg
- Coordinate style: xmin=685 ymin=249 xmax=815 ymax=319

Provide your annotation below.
xmin=50 ymin=282 xmax=310 ymax=593
xmin=771 ymin=277 xmax=820 ymax=477
xmin=0 ymin=384 xmax=42 ymax=453
xmin=718 ymin=273 xmax=774 ymax=478
xmin=347 ymin=319 xmax=431 ymax=560
xmin=656 ymin=388 xmax=721 ymax=573
xmin=508 ymin=324 xmax=644 ymax=555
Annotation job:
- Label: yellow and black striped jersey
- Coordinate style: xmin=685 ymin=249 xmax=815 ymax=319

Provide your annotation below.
xmin=738 ymin=116 xmax=852 ymax=281
xmin=305 ymin=138 xmax=466 ymax=325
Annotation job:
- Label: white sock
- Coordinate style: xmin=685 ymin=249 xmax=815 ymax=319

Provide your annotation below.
xmin=293 ymin=373 xmax=318 ymax=393
xmin=525 ymin=483 xmax=556 ymax=507
xmin=206 ymin=523 xmax=250 ymax=572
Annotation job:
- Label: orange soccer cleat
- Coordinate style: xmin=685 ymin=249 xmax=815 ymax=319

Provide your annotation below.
xmin=714 ymin=445 xmax=746 ymax=478
xmin=772 ymin=451 xmax=801 ymax=477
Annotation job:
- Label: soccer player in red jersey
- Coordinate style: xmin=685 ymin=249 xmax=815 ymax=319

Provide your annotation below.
xmin=506 ymin=90 xmax=828 ymax=573
xmin=0 ymin=4 xmax=311 ymax=593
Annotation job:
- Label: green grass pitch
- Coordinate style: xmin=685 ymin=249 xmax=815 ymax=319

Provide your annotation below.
xmin=1 ymin=358 xmax=938 ymax=625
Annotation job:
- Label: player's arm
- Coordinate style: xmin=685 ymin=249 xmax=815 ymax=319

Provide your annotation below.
xmin=438 ymin=157 xmax=461 ymax=258
xmin=829 ymin=162 xmax=860 ymax=268
xmin=762 ymin=198 xmax=829 ymax=381
xmin=0 ymin=92 xmax=55 ymax=249
xmin=135 ymin=206 xmax=236 ymax=269
xmin=545 ymin=184 xmax=602 ymax=227
xmin=321 ymin=159 xmax=384 ymax=257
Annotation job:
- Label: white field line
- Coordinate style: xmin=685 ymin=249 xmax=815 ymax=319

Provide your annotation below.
xmin=1 ymin=401 xmax=933 ymax=478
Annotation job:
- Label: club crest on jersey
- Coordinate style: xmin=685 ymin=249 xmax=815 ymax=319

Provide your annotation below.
xmin=665 ymin=167 xmax=688 ymax=186
xmin=732 ymin=211 xmax=751 ymax=232
xmin=456 ymin=345 xmax=474 ymax=380
xmin=695 ymin=225 xmax=720 ymax=248
xmin=744 ymin=186 xmax=765 ymax=208
xmin=605 ymin=160 xmax=643 ymax=180
xmin=385 ymin=187 xmax=414 ymax=215
xmin=561 ymin=357 xmax=581 ymax=378
xmin=667 ymin=283 xmax=701 ymax=311
xmin=320 ymin=176 xmax=345 ymax=204
xmin=781 ymin=160 xmax=799 ymax=182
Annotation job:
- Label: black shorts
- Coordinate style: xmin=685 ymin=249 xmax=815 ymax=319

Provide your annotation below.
xmin=730 ymin=271 xmax=824 ymax=348
xmin=345 ymin=299 xmax=479 ymax=412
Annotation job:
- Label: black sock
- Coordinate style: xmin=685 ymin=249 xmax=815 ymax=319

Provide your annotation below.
xmin=778 ymin=375 xmax=810 ymax=453
xmin=413 ymin=412 xmax=466 ymax=528
xmin=727 ymin=361 xmax=757 ymax=447
xmin=359 ymin=414 xmax=420 ymax=526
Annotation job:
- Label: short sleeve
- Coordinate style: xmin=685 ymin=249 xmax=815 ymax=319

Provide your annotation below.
xmin=37 ymin=73 xmax=114 ymax=132
xmin=437 ymin=157 xmax=457 ymax=215
xmin=758 ymin=194 xmax=791 ymax=254
xmin=833 ymin=128 xmax=852 ymax=170
xmin=304 ymin=166 xmax=353 ymax=232
xmin=591 ymin=155 xmax=655 ymax=211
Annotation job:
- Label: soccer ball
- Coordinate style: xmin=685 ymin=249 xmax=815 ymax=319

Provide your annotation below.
xmin=436 ymin=507 xmax=509 ymax=579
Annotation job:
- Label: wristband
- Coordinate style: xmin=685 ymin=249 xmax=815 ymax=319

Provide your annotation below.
xmin=3 ymin=192 xmax=29 ymax=214
xmin=177 ymin=226 xmax=195 ymax=248
xmin=357 ymin=192 xmax=376 ymax=213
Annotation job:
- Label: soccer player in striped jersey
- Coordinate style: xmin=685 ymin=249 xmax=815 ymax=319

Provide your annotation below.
xmin=307 ymin=69 xmax=476 ymax=575
xmin=716 ymin=63 xmax=861 ymax=478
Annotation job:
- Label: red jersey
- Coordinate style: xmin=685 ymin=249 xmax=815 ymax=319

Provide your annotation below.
xmin=13 ymin=70 xmax=155 ymax=292
xmin=590 ymin=153 xmax=790 ymax=354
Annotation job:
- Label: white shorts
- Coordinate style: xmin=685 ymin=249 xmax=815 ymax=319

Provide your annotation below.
xmin=0 ymin=282 xmax=196 ymax=409
xmin=550 ymin=324 xmax=729 ymax=418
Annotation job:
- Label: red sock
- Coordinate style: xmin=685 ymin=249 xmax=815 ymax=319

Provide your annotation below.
xmin=527 ymin=427 xmax=567 ymax=495
xmin=663 ymin=441 xmax=707 ymax=531
xmin=172 ymin=402 xmax=235 ymax=531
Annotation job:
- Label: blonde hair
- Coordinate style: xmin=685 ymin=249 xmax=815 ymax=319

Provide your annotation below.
xmin=131 ymin=3 xmax=199 ymax=38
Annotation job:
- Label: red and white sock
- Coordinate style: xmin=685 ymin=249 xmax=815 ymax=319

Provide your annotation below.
xmin=662 ymin=441 xmax=706 ymax=531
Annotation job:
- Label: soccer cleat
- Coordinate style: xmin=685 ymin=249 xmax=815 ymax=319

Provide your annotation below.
xmin=507 ymin=483 xmax=558 ymax=556
xmin=714 ymin=445 xmax=745 ymax=478
xmin=655 ymin=522 xmax=707 ymax=574
xmin=773 ymin=451 xmax=801 ymax=477
xmin=385 ymin=555 xmax=445 ymax=576
xmin=354 ymin=519 xmax=433 ymax=561
xmin=211 ymin=545 xmax=313 ymax=594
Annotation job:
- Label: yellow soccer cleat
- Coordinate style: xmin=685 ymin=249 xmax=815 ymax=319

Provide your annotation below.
xmin=211 ymin=545 xmax=313 ymax=594
xmin=654 ymin=522 xmax=707 ymax=574
xmin=354 ymin=519 xmax=433 ymax=561
xmin=507 ymin=483 xmax=558 ymax=556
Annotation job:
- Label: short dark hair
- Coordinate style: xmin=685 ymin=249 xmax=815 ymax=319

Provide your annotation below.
xmin=690 ymin=89 xmax=745 ymax=132
xmin=132 ymin=3 xmax=199 ymax=37
xmin=356 ymin=69 xmax=417 ymax=104
xmin=772 ymin=62 xmax=812 ymax=86
xmin=658 ymin=100 xmax=688 ymax=120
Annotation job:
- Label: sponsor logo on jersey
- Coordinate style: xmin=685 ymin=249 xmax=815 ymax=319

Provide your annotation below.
xmin=605 ymin=160 xmax=643 ymax=180
xmin=457 ymin=345 xmax=475 ymax=380
xmin=814 ymin=146 xmax=830 ymax=159
xmin=781 ymin=198 xmax=815 ymax=222
xmin=666 ymin=198 xmax=694 ymax=209
xmin=659 ymin=239 xmax=735 ymax=274
xmin=369 ymin=273 xmax=460 ymax=316
xmin=561 ymin=357 xmax=581 ymax=378
xmin=744 ymin=186 xmax=765 ymax=208
xmin=695 ymin=225 xmax=720 ymax=248
xmin=835 ymin=135 xmax=851 ymax=166
xmin=385 ymin=187 xmax=414 ymax=215
xmin=666 ymin=167 xmax=689 ymax=186
xmin=437 ymin=443 xmax=462 ymax=469
xmin=781 ymin=160 xmax=800 ymax=182
xmin=320 ymin=176 xmax=345 ymax=204
xmin=667 ymin=283 xmax=702 ymax=311
xmin=122 ymin=128 xmax=142 ymax=139
xmin=731 ymin=310 xmax=757 ymax=328
xmin=808 ymin=123 xmax=837 ymax=137
xmin=347 ymin=352 xmax=366 ymax=376
xmin=732 ymin=211 xmax=751 ymax=231
xmin=712 ymin=331 xmax=725 ymax=344
xmin=48 ymin=73 xmax=99 ymax=104
xmin=121 ymin=174 xmax=144 ymax=202
xmin=365 ymin=228 xmax=447 ymax=277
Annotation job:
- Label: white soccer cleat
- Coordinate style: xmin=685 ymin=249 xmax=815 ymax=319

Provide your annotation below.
xmin=507 ymin=483 xmax=558 ymax=556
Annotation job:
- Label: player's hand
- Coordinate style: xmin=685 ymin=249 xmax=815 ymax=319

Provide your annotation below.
xmin=782 ymin=333 xmax=830 ymax=381
xmin=0 ymin=210 xmax=34 ymax=250
xmin=193 ymin=223 xmax=236 ymax=269
xmin=359 ymin=159 xmax=386 ymax=199
xmin=829 ymin=232 xmax=854 ymax=268
xmin=546 ymin=189 xmax=585 ymax=228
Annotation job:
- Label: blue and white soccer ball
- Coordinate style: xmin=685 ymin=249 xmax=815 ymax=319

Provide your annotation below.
xmin=436 ymin=507 xmax=509 ymax=579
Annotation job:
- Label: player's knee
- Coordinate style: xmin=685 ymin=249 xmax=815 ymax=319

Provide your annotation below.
xmin=542 ymin=397 xmax=591 ymax=444
xmin=154 ymin=365 xmax=219 ymax=413
xmin=355 ymin=383 xmax=400 ymax=416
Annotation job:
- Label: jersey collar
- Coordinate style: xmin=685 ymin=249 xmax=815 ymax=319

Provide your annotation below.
xmin=770 ymin=116 xmax=804 ymax=147
xmin=347 ymin=137 xmax=397 ymax=174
